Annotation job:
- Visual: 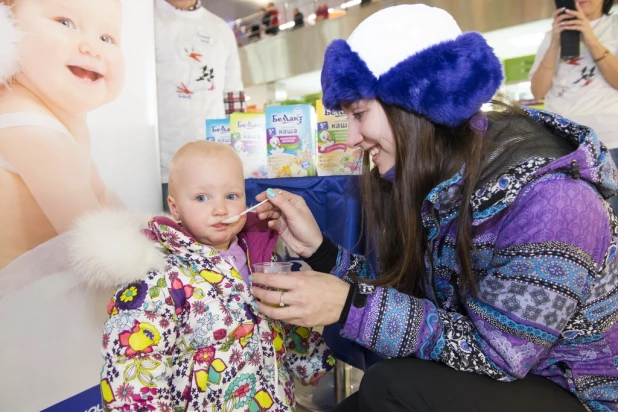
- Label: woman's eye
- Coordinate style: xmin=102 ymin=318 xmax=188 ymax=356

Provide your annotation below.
xmin=101 ymin=34 xmax=115 ymax=44
xmin=56 ymin=18 xmax=76 ymax=29
xmin=353 ymin=111 xmax=365 ymax=120
xmin=196 ymin=195 xmax=208 ymax=202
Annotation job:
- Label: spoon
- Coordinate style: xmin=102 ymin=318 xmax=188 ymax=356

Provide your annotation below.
xmin=221 ymin=198 xmax=270 ymax=224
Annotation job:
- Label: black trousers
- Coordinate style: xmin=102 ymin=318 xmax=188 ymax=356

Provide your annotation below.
xmin=333 ymin=358 xmax=586 ymax=412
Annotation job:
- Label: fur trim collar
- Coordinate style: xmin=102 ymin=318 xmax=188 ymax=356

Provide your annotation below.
xmin=68 ymin=209 xmax=166 ymax=289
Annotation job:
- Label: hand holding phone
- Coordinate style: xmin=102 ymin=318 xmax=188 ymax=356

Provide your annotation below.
xmin=554 ymin=0 xmax=580 ymax=60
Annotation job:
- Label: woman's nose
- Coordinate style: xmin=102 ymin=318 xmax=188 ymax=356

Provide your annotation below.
xmin=346 ymin=122 xmax=363 ymax=149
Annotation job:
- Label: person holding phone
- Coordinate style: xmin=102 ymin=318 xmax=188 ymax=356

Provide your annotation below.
xmin=530 ymin=0 xmax=618 ymax=207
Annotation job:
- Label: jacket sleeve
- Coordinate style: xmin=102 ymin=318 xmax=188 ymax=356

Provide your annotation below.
xmin=335 ymin=177 xmax=610 ymax=380
xmin=100 ymin=271 xmax=179 ymax=411
xmin=281 ymin=323 xmax=336 ymax=386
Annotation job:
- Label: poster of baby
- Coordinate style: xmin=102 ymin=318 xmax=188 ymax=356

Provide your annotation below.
xmin=0 ymin=1 xmax=161 ymax=410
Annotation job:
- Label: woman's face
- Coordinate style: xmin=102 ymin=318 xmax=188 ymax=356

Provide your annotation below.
xmin=343 ymin=99 xmax=396 ymax=174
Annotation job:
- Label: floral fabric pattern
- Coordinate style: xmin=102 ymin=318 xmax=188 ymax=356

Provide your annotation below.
xmin=101 ymin=217 xmax=334 ymax=411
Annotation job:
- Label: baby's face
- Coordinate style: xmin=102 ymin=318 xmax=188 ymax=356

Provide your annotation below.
xmin=13 ymin=0 xmax=125 ymax=113
xmin=169 ymin=153 xmax=247 ymax=250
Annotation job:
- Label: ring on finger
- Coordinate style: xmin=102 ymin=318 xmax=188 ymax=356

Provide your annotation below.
xmin=279 ymin=290 xmax=285 ymax=307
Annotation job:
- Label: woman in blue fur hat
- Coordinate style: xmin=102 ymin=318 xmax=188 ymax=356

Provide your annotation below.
xmin=251 ymin=4 xmax=618 ymax=411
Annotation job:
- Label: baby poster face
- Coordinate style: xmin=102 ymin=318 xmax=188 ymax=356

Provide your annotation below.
xmin=12 ymin=0 xmax=125 ymax=113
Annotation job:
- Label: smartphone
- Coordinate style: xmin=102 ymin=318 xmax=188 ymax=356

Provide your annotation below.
xmin=554 ymin=0 xmax=580 ymax=60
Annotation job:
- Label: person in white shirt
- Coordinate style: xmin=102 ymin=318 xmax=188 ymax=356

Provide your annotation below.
xmin=530 ymin=0 xmax=618 ymax=209
xmin=155 ymin=0 xmax=246 ymax=209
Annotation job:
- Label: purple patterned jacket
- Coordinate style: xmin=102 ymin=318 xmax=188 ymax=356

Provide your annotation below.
xmin=332 ymin=108 xmax=618 ymax=411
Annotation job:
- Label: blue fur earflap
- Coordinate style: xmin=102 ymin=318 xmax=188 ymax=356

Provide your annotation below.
xmin=321 ymin=33 xmax=504 ymax=127
xmin=321 ymin=40 xmax=377 ymax=111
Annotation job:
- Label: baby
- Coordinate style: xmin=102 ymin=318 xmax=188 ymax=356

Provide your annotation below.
xmin=71 ymin=141 xmax=334 ymax=411
xmin=0 ymin=0 xmax=124 ymax=269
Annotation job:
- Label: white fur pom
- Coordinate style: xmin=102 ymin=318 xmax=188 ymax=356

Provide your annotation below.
xmin=0 ymin=3 xmax=21 ymax=87
xmin=68 ymin=209 xmax=166 ymax=288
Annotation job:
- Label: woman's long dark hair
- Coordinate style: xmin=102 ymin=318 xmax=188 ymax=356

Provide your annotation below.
xmin=603 ymin=0 xmax=614 ymax=15
xmin=359 ymin=98 xmax=523 ymax=296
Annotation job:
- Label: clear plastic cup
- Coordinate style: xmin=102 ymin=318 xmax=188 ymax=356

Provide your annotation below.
xmin=252 ymin=262 xmax=293 ymax=307
xmin=252 ymin=262 xmax=293 ymax=275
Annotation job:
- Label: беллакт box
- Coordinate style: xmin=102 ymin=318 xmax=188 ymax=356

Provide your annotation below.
xmin=265 ymin=104 xmax=316 ymax=178
xmin=205 ymin=118 xmax=231 ymax=144
xmin=316 ymin=99 xmax=362 ymax=176
xmin=230 ymin=113 xmax=267 ymax=179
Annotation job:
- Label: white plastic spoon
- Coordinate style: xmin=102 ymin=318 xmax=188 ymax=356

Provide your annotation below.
xmin=221 ymin=198 xmax=270 ymax=224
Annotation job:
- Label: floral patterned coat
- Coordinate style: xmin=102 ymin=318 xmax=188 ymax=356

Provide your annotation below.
xmin=72 ymin=212 xmax=334 ymax=412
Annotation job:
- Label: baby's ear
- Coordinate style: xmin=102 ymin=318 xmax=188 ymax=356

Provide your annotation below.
xmin=0 ymin=4 xmax=21 ymax=87
xmin=167 ymin=195 xmax=180 ymax=220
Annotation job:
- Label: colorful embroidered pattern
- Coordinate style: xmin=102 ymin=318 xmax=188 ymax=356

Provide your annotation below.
xmin=332 ymin=110 xmax=618 ymax=411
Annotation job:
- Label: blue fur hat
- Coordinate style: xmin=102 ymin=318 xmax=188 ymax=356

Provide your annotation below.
xmin=321 ymin=4 xmax=504 ymax=127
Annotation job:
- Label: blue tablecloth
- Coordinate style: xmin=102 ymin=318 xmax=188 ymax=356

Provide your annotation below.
xmin=245 ymin=176 xmax=382 ymax=371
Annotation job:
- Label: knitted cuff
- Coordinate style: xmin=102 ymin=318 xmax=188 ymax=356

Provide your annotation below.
xmin=303 ymin=235 xmax=338 ymax=273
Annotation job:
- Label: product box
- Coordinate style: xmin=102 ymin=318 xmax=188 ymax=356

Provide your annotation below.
xmin=265 ymin=104 xmax=316 ymax=178
xmin=316 ymin=99 xmax=363 ymax=176
xmin=230 ymin=112 xmax=268 ymax=179
xmin=205 ymin=118 xmax=231 ymax=144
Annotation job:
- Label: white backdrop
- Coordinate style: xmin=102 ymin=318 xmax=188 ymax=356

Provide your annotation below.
xmin=0 ymin=1 xmax=160 ymax=410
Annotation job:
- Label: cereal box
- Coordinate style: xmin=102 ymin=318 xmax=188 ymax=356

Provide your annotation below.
xmin=230 ymin=113 xmax=268 ymax=179
xmin=316 ymin=99 xmax=362 ymax=176
xmin=265 ymin=104 xmax=316 ymax=178
xmin=205 ymin=118 xmax=231 ymax=144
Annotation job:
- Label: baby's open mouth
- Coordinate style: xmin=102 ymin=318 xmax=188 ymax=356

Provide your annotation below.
xmin=67 ymin=65 xmax=103 ymax=82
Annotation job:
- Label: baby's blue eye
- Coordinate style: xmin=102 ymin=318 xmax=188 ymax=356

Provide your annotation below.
xmin=56 ymin=18 xmax=76 ymax=29
xmin=101 ymin=34 xmax=115 ymax=44
xmin=226 ymin=194 xmax=238 ymax=200
xmin=196 ymin=195 xmax=207 ymax=202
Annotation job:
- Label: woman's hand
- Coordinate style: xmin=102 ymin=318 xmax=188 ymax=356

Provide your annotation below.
xmin=253 ymin=189 xmax=323 ymax=258
xmin=252 ymin=270 xmax=350 ymax=328
xmin=549 ymin=7 xmax=577 ymax=48
xmin=560 ymin=4 xmax=601 ymax=50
